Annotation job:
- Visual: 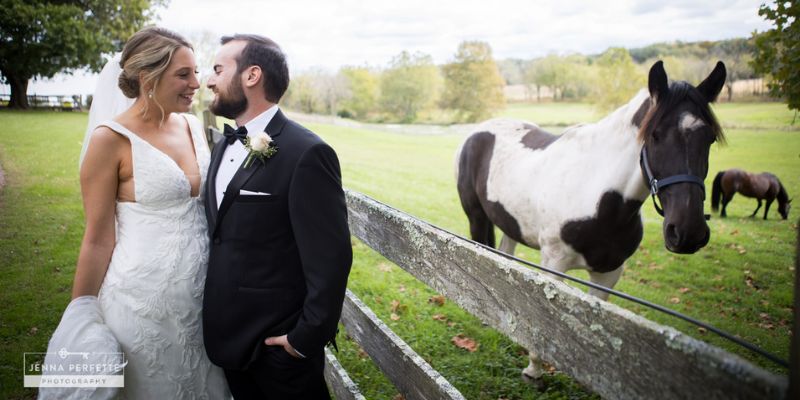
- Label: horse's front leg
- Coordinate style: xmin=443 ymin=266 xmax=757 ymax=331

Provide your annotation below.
xmin=588 ymin=266 xmax=625 ymax=301
xmin=751 ymin=199 xmax=762 ymax=218
xmin=523 ymin=250 xmax=570 ymax=386
xmin=721 ymin=193 xmax=734 ymax=217
xmin=498 ymin=235 xmax=517 ymax=255
xmin=763 ymin=198 xmax=774 ymax=220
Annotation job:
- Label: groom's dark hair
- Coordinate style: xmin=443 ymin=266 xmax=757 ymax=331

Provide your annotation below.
xmin=221 ymin=34 xmax=289 ymax=103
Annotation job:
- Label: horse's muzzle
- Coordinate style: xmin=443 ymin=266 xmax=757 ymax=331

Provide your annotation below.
xmin=664 ymin=223 xmax=710 ymax=254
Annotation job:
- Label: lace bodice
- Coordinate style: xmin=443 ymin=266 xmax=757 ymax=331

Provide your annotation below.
xmin=101 ymin=117 xmax=208 ymax=205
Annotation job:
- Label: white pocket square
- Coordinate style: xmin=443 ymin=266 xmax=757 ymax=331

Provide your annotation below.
xmin=239 ymin=189 xmax=271 ymax=196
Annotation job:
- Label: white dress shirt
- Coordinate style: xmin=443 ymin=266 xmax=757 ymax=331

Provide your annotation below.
xmin=215 ymin=105 xmax=279 ymax=209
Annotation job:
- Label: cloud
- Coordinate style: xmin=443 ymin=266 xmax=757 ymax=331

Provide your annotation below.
xmin=153 ymin=0 xmax=770 ymax=69
xmin=630 ymin=0 xmax=763 ymax=21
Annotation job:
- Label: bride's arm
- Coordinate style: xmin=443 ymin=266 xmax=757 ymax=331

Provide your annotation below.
xmin=71 ymin=128 xmax=124 ymax=298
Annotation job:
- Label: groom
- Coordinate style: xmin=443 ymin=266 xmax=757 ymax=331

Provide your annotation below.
xmin=202 ymin=34 xmax=352 ymax=399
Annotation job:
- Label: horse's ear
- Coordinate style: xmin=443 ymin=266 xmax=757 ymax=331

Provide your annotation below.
xmin=648 ymin=60 xmax=669 ymax=101
xmin=697 ymin=61 xmax=726 ymax=103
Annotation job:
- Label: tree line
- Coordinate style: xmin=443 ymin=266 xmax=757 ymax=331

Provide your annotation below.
xmin=501 ymin=38 xmax=758 ymax=105
xmin=284 ymin=37 xmax=772 ymax=124
xmin=282 ymin=41 xmax=506 ymax=124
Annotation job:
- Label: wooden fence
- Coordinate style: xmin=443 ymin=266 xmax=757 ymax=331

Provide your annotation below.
xmin=0 ymin=94 xmax=83 ymax=110
xmin=321 ymin=190 xmax=789 ymax=399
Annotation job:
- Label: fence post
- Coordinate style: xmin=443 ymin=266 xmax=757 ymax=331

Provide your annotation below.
xmin=202 ymin=109 xmax=221 ymax=145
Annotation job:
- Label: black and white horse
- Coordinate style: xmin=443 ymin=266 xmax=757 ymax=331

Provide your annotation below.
xmin=456 ymin=61 xmax=726 ymax=381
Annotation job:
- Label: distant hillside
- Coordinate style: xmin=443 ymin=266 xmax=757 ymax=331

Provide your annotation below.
xmin=499 ymin=37 xmax=757 ymax=86
xmin=627 ymin=38 xmax=754 ymax=64
xmin=497 ymin=37 xmax=765 ymax=103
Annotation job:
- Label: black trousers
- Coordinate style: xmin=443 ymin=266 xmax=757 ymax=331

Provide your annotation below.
xmin=224 ymin=346 xmax=330 ymax=400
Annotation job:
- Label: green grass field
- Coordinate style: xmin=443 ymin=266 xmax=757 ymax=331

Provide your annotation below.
xmin=0 ymin=102 xmax=797 ymax=399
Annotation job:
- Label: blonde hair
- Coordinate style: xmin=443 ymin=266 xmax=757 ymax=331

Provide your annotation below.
xmin=117 ymin=27 xmax=192 ymax=122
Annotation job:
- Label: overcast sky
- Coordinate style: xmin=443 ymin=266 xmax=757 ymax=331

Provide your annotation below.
xmin=5 ymin=0 xmax=774 ymax=97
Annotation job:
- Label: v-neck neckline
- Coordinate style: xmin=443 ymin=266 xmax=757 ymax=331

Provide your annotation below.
xmin=106 ymin=116 xmax=202 ymax=198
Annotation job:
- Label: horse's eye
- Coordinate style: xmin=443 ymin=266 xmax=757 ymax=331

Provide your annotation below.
xmin=651 ymin=130 xmax=661 ymax=143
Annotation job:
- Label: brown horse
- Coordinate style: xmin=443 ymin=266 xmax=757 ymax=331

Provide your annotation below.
xmin=711 ymin=169 xmax=792 ymax=219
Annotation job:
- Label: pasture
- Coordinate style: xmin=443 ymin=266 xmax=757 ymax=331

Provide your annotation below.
xmin=0 ymin=101 xmax=796 ymax=399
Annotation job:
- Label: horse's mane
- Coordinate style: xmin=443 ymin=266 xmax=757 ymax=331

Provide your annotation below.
xmin=761 ymin=172 xmax=790 ymax=204
xmin=638 ymin=81 xmax=725 ymax=145
xmin=777 ymin=179 xmax=790 ymax=203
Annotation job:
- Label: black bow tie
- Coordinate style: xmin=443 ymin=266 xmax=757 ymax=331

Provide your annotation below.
xmin=223 ymin=124 xmax=248 ymax=145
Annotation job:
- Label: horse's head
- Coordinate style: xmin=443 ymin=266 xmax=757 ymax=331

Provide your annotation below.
xmin=639 ymin=61 xmax=726 ymax=254
xmin=779 ymin=198 xmax=792 ymax=220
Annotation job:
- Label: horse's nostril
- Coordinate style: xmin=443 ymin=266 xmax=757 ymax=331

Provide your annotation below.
xmin=693 ymin=228 xmax=711 ymax=252
xmin=665 ymin=223 xmax=680 ymax=246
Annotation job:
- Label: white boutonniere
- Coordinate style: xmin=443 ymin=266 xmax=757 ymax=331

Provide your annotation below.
xmin=244 ymin=132 xmax=278 ymax=168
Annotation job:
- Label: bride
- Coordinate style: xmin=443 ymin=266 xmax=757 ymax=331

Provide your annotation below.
xmin=40 ymin=27 xmax=228 ymax=399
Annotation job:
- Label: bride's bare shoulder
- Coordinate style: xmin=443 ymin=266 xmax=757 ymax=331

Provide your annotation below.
xmin=87 ymin=125 xmax=130 ymax=152
xmin=168 ymin=112 xmax=192 ymax=131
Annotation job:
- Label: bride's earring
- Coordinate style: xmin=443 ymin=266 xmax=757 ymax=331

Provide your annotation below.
xmin=148 ymin=90 xmax=154 ymax=99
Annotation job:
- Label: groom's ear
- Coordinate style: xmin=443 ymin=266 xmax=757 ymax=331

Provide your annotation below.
xmin=243 ymin=65 xmax=262 ymax=89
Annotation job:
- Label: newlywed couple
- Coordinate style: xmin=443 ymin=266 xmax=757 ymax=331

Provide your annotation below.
xmin=41 ymin=27 xmax=352 ymax=399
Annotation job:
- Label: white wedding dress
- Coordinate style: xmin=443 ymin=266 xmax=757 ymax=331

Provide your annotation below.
xmin=95 ymin=116 xmax=227 ymax=399
xmin=40 ymin=54 xmax=228 ymax=400
xmin=40 ymin=114 xmax=229 ymax=400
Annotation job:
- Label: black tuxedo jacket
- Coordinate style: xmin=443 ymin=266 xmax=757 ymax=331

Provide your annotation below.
xmin=202 ymin=109 xmax=352 ymax=370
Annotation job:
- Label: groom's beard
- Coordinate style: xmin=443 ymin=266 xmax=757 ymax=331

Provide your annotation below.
xmin=210 ymin=79 xmax=248 ymax=119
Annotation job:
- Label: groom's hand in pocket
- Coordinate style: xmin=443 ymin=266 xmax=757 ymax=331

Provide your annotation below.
xmin=264 ymin=334 xmax=304 ymax=358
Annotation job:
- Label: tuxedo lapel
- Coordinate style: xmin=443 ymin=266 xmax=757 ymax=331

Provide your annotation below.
xmin=264 ymin=109 xmax=287 ymax=140
xmin=205 ymin=138 xmax=228 ymax=226
xmin=211 ymin=109 xmax=289 ymax=239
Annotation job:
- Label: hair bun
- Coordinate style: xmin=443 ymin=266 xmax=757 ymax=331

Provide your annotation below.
xmin=117 ymin=71 xmax=140 ymax=99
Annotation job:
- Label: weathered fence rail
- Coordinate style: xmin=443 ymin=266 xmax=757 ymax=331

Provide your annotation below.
xmin=339 ymin=289 xmax=465 ymax=399
xmin=325 ymin=189 xmax=787 ymax=399
xmin=324 ymin=347 xmax=366 ymax=400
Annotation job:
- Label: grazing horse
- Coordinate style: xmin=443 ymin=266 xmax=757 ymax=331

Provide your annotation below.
xmin=456 ymin=61 xmax=726 ymax=382
xmin=711 ymin=169 xmax=792 ymax=219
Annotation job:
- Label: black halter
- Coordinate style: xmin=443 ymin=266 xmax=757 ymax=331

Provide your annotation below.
xmin=639 ymin=146 xmax=707 ymax=218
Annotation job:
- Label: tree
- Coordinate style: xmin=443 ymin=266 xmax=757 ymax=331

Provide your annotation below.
xmin=339 ymin=66 xmax=379 ymax=119
xmin=592 ymin=47 xmax=645 ymax=112
xmin=282 ymin=69 xmax=348 ymax=115
xmin=379 ymin=51 xmax=440 ymax=123
xmin=524 ymin=54 xmax=575 ymax=101
xmin=283 ymin=74 xmax=320 ymax=114
xmin=524 ymin=57 xmax=558 ymax=102
xmin=712 ymin=38 xmax=756 ymax=101
xmin=440 ymin=41 xmax=505 ymax=122
xmin=0 ymin=0 xmax=165 ymax=109
xmin=308 ymin=68 xmax=348 ymax=115
xmin=496 ymin=58 xmax=526 ymax=85
xmin=523 ymin=59 xmax=546 ymax=102
xmin=752 ymin=1 xmax=800 ymax=116
xmin=560 ymin=54 xmax=593 ymax=100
